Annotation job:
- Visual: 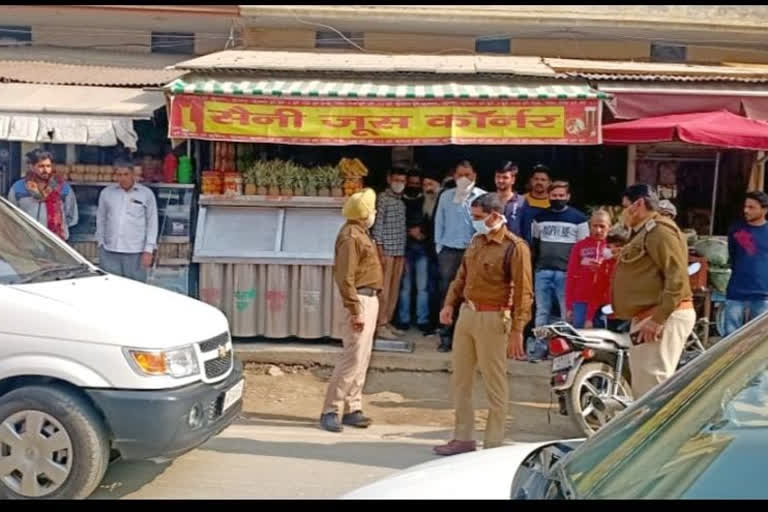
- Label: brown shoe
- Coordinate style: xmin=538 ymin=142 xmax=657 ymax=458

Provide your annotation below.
xmin=433 ymin=439 xmax=477 ymax=456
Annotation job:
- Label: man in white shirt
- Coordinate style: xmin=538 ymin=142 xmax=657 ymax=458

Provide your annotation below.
xmin=96 ymin=164 xmax=159 ymax=283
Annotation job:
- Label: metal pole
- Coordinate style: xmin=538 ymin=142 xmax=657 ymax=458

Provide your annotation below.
xmin=710 ymin=152 xmax=721 ymax=235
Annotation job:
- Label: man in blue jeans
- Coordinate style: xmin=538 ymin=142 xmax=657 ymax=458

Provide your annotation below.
xmin=724 ymin=191 xmax=768 ymax=335
xmin=397 ymin=171 xmax=433 ymax=334
xmin=529 ymin=180 xmax=589 ymax=360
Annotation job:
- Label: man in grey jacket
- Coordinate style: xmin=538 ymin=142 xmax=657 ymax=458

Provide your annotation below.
xmin=7 ymin=149 xmax=78 ymax=240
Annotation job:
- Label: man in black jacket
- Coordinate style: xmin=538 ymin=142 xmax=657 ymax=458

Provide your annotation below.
xmin=396 ymin=170 xmax=435 ymax=334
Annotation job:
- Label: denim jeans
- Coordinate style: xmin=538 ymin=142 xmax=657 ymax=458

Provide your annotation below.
xmin=529 ymin=269 xmax=567 ymax=359
xmin=398 ymin=243 xmax=431 ymax=327
xmin=571 ymin=301 xmax=605 ymax=328
xmin=723 ymin=299 xmax=768 ymax=336
xmin=438 ymin=248 xmax=465 ymax=346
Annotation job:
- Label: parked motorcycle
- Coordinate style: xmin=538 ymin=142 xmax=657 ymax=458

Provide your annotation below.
xmin=535 ymin=263 xmax=708 ymax=437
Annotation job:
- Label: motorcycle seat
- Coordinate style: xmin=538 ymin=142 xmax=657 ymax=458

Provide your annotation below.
xmin=575 ymin=328 xmax=633 ymax=348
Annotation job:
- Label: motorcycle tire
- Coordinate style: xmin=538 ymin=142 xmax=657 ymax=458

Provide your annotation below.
xmin=565 ymin=362 xmax=633 ymax=437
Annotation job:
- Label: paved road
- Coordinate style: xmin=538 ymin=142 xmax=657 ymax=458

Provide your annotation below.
xmin=91 ymin=418 xmax=458 ymax=499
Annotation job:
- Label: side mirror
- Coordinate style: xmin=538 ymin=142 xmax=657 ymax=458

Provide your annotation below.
xmin=688 ymin=262 xmax=702 ymax=276
xmin=601 ymin=304 xmax=614 ymax=316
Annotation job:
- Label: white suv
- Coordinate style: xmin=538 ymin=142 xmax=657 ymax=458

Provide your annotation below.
xmin=0 ymin=196 xmax=244 ymax=499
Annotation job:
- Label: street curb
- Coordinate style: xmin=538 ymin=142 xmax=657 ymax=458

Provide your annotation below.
xmin=234 ymin=342 xmax=552 ymax=378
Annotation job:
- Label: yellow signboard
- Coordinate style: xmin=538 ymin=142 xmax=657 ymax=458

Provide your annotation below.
xmin=170 ymin=95 xmax=601 ymax=145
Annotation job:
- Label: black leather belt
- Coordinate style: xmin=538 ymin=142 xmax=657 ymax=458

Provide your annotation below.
xmin=357 ymin=287 xmax=380 ymax=297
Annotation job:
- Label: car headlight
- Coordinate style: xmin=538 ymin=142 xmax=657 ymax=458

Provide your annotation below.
xmin=124 ymin=345 xmax=200 ymax=378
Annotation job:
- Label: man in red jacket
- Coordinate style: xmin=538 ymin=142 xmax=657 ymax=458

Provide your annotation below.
xmin=565 ymin=209 xmax=613 ymax=328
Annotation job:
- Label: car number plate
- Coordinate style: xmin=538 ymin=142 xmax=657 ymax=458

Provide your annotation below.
xmin=223 ymin=379 xmax=244 ymax=412
xmin=552 ymin=352 xmax=580 ymax=372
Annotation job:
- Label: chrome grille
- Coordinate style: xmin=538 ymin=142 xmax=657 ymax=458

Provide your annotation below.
xmin=199 ymin=332 xmax=229 ymax=353
xmin=204 ymin=351 xmax=233 ymax=379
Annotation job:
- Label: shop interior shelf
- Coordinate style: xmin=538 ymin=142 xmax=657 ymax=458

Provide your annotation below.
xmin=70 ymin=234 xmax=190 ymax=243
xmin=199 ymin=195 xmax=345 ymax=208
xmin=70 ymin=182 xmax=195 ymax=189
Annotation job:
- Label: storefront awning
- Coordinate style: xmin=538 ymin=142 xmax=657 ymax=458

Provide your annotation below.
xmin=0 ymin=84 xmax=166 ymax=149
xmin=599 ymin=82 xmax=768 ymax=121
xmin=166 ymin=77 xmax=606 ymax=146
xmin=168 ymin=76 xmax=607 ymax=100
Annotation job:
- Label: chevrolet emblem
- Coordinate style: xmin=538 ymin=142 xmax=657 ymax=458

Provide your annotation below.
xmin=218 ymin=345 xmax=230 ymax=358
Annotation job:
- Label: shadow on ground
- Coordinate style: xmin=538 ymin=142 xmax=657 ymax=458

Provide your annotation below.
xmin=199 ymin=435 xmax=438 ymax=470
xmin=90 ymin=460 xmax=173 ymax=499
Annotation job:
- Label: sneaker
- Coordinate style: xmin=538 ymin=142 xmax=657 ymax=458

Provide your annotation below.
xmin=342 ymin=411 xmax=373 ymax=428
xmin=388 ymin=324 xmax=407 ymax=336
xmin=320 ymin=413 xmax=343 ymax=433
xmin=433 ymin=439 xmax=477 ymax=456
xmin=377 ymin=325 xmax=402 ymax=339
xmin=527 ymin=338 xmax=549 ymax=362
xmin=419 ymin=324 xmax=437 ymax=336
xmin=437 ymin=343 xmax=452 ymax=353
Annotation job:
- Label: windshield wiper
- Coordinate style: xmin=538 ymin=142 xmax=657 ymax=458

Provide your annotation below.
xmin=15 ymin=263 xmax=103 ymax=284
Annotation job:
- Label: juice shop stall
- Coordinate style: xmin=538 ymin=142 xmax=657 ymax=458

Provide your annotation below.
xmin=165 ymin=57 xmax=608 ymax=340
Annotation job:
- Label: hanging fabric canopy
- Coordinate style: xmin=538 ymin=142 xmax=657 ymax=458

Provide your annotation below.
xmin=602 ymin=110 xmax=768 ymax=151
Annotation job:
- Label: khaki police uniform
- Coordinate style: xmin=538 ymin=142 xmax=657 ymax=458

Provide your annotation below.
xmin=612 ymin=212 xmax=695 ymax=398
xmin=322 ymin=200 xmax=384 ymax=417
xmin=443 ymin=226 xmax=533 ymax=448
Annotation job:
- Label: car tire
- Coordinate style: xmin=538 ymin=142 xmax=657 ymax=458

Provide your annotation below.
xmin=566 ymin=362 xmax=632 ymax=437
xmin=0 ymin=385 xmax=110 ymax=500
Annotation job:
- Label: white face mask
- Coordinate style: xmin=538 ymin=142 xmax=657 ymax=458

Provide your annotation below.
xmin=456 ymin=177 xmax=474 ymax=192
xmin=391 ymin=182 xmax=405 ymax=194
xmin=365 ymin=213 xmax=376 ymax=228
xmin=472 ymin=215 xmax=503 ymax=235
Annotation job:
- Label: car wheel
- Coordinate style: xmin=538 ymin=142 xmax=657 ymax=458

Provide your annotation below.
xmin=566 ymin=362 xmax=632 ymax=437
xmin=0 ymin=385 xmax=109 ymax=500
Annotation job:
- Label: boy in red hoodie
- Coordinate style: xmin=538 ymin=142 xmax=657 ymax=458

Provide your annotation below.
xmin=565 ymin=210 xmax=613 ymax=328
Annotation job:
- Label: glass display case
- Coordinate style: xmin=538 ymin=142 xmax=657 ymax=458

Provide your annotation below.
xmin=194 ymin=195 xmax=347 ymax=339
xmin=68 ymin=182 xmax=196 ymax=296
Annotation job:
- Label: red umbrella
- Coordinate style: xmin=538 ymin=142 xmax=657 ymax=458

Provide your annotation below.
xmin=602 ymin=110 xmax=768 ymax=151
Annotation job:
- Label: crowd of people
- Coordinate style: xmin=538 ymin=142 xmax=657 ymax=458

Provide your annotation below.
xmin=364 ymin=158 xmax=614 ymax=360
xmin=324 ymin=157 xmax=768 ymax=454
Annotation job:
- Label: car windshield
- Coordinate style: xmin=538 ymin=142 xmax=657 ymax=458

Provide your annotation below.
xmin=0 ymin=197 xmax=87 ymax=285
xmin=558 ymin=314 xmax=768 ymax=500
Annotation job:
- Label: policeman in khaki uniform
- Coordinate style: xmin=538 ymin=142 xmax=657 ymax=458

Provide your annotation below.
xmin=613 ymin=184 xmax=695 ymax=398
xmin=321 ymin=188 xmax=383 ymax=433
xmin=435 ymin=193 xmax=533 ymax=456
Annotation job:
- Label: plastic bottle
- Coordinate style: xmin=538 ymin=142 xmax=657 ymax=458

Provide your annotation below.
xmin=163 ymin=153 xmax=178 ymax=183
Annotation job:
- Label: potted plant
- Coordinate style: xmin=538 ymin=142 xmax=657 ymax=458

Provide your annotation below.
xmin=315 ymin=166 xmax=331 ymax=197
xmin=330 ymin=171 xmax=344 ymax=197
xmin=244 ymin=162 xmax=258 ymax=195
xmin=292 ymin=165 xmax=307 ymax=196
xmin=303 ymin=171 xmax=316 ymax=197
xmin=254 ymin=161 xmax=268 ymax=195
xmin=265 ymin=161 xmax=280 ymax=196
xmin=279 ymin=161 xmax=294 ymax=196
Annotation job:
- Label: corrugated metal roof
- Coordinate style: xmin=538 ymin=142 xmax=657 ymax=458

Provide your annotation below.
xmin=0 ymin=60 xmax=183 ymax=87
xmin=169 ymin=50 xmax=559 ymax=77
xmin=167 ymin=74 xmax=606 ymax=99
xmin=0 ymin=83 xmax=165 ymax=118
xmin=0 ymin=46 xmax=182 ymax=69
xmin=546 ymin=58 xmax=768 ymax=83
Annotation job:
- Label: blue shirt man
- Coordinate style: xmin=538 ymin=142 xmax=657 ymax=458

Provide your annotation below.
xmin=724 ymin=191 xmax=768 ymax=335
xmin=434 ymin=160 xmax=486 ymax=352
